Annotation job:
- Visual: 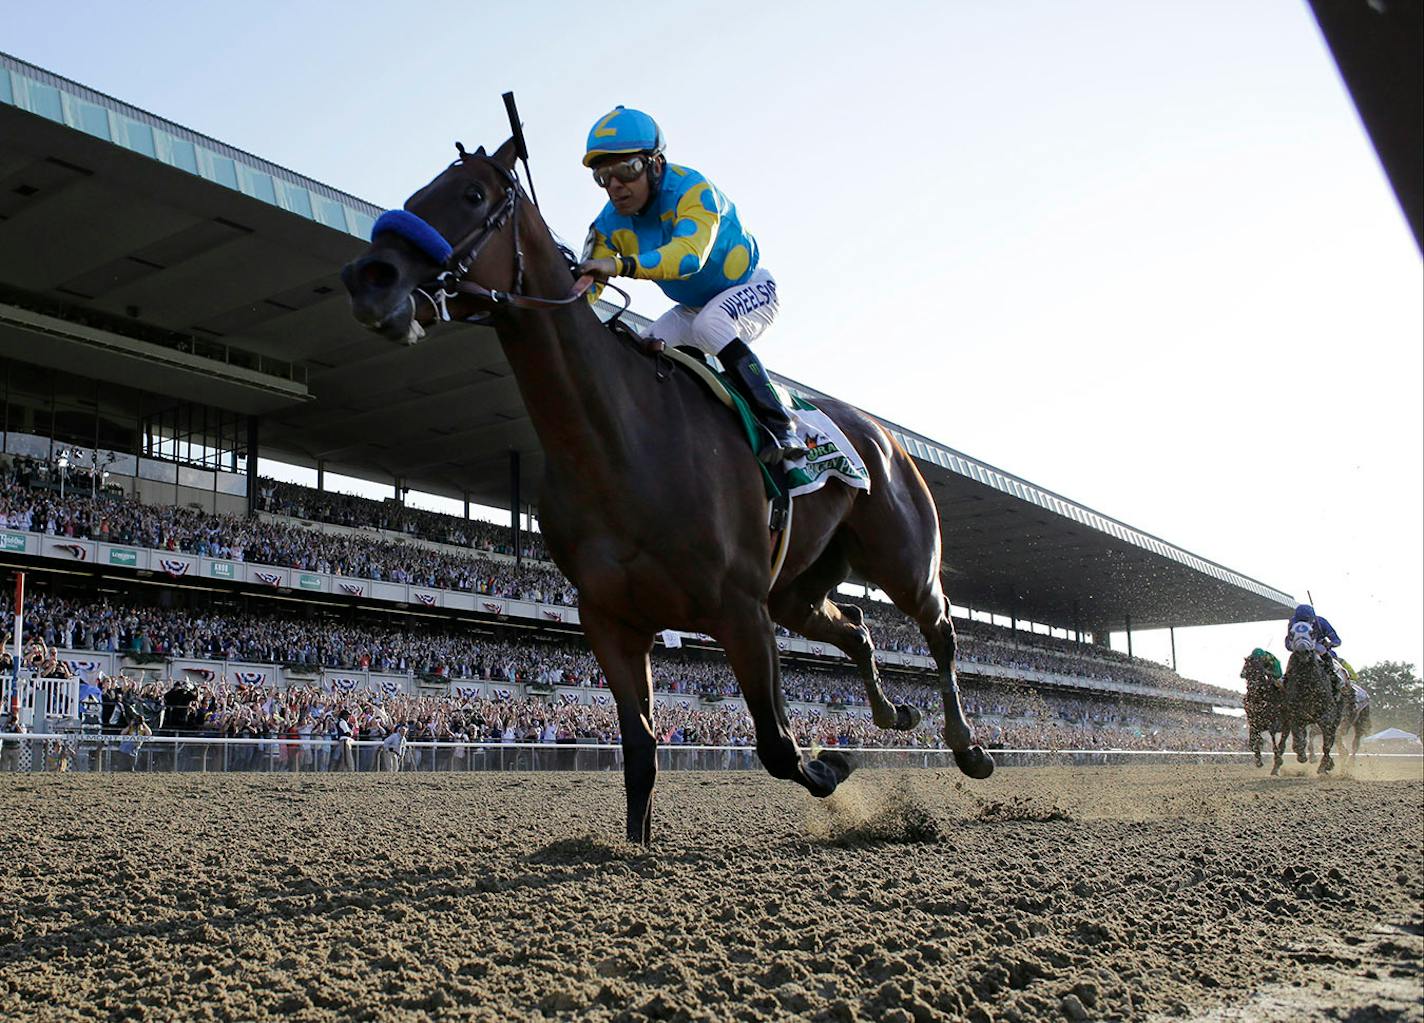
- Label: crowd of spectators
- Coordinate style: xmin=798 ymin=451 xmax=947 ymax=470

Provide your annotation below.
xmin=2 ymin=460 xmax=575 ymax=606
xmin=2 ymin=455 xmax=1237 ymax=707
xmin=72 ymin=670 xmax=1244 ymax=768
xmin=256 ymin=479 xmax=551 ymax=561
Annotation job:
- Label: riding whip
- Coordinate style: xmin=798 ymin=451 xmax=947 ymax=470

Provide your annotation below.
xmin=502 ymin=91 xmax=539 ymax=208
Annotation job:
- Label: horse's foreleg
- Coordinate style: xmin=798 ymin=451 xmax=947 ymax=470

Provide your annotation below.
xmin=1317 ymin=721 xmax=1338 ymax=775
xmin=581 ymin=608 xmax=657 ymax=844
xmin=1270 ymin=729 xmax=1287 ymax=775
xmin=720 ymin=605 xmax=849 ymax=798
xmin=1249 ymin=724 xmax=1264 ymax=767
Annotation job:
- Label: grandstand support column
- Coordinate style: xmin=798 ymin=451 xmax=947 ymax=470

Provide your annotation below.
xmin=509 ymin=450 xmax=522 ymax=566
xmin=463 ymin=493 xmax=470 ymax=520
xmin=1126 ymin=614 xmax=1133 ymax=659
xmin=316 ymin=461 xmax=325 ymax=493
xmin=245 ymin=416 xmax=259 ymax=515
xmin=1170 ymin=626 xmax=1177 ymax=671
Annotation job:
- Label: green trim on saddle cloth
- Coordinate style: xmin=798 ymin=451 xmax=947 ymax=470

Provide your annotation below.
xmin=659 ymin=346 xmax=780 ymax=498
xmin=657 ymin=347 xmax=872 ymax=502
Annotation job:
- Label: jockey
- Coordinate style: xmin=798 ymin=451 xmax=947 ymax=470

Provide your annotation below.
xmin=1249 ymin=648 xmax=1282 ymax=681
xmin=575 ymin=106 xmax=807 ymax=465
xmin=1285 ymin=604 xmax=1344 ymax=695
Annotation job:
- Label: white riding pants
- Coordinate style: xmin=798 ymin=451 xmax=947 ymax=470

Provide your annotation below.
xmin=645 ymin=267 xmax=779 ymax=355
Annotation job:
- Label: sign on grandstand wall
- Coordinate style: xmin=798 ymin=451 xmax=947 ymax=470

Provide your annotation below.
xmin=0 ymin=530 xmax=32 ymax=554
xmin=102 ymin=545 xmax=143 ymax=568
xmin=297 ymin=572 xmax=324 ymax=592
xmin=208 ymin=560 xmax=237 ymax=580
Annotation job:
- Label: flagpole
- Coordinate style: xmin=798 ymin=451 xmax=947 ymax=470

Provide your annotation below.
xmin=10 ymin=572 xmax=23 ymax=722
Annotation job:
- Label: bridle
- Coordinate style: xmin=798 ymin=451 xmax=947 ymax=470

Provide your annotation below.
xmin=386 ymin=147 xmax=611 ymax=333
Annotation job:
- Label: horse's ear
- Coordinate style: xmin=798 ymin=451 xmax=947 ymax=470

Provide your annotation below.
xmin=492 ymin=136 xmax=518 ymax=171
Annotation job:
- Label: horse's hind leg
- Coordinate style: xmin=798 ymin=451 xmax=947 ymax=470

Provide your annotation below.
xmin=719 ymin=603 xmax=850 ymax=797
xmin=1353 ymin=709 xmax=1369 ymax=758
xmin=1249 ymin=724 xmax=1264 ymax=768
xmin=770 ymin=542 xmax=919 ymax=731
xmin=841 ymin=443 xmax=993 ymax=780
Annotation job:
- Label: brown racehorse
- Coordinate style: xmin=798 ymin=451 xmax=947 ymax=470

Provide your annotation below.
xmin=341 ymin=138 xmax=993 ymax=842
xmin=1240 ymin=652 xmax=1289 ymax=775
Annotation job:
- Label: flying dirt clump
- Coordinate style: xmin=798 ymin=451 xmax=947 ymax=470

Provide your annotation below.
xmin=806 ymin=773 xmax=943 ymax=845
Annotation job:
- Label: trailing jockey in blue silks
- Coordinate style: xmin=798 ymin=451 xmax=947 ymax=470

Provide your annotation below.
xmin=1285 ymin=603 xmax=1347 ymax=699
xmin=574 ymin=106 xmax=808 ymax=466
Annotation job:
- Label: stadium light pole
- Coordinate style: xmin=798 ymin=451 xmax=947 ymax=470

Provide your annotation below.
xmin=57 ymin=448 xmax=69 ymax=499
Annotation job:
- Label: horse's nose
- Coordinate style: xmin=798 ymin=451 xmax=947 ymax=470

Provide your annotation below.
xmin=342 ymin=254 xmax=401 ymax=297
xmin=342 ymin=254 xmax=405 ymax=327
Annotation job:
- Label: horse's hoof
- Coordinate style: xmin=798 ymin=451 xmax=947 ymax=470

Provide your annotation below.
xmin=1318 ymin=758 xmax=1334 ymax=775
xmin=1270 ymin=764 xmax=1281 ymax=777
xmin=953 ymin=746 xmax=995 ymax=780
xmin=894 ymin=705 xmax=923 ymax=731
xmin=802 ymin=758 xmax=841 ymax=798
xmin=1254 ymin=755 xmax=1264 ymax=768
xmin=816 ymin=749 xmax=855 ymax=784
xmin=1296 ymin=753 xmax=1308 ymax=763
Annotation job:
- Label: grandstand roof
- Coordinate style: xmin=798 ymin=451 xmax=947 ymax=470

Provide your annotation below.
xmin=0 ymin=52 xmax=1294 ymax=632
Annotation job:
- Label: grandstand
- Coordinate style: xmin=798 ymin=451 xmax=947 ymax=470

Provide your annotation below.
xmin=1 ymin=52 xmax=1293 ymax=754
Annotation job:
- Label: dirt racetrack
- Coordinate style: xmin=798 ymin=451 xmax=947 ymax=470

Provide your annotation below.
xmin=0 ymin=760 xmax=1420 ymax=1022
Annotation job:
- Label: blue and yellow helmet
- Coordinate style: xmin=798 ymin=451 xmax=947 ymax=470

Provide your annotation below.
xmin=582 ymin=106 xmax=665 ymax=167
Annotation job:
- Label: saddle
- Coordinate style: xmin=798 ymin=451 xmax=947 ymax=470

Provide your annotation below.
xmin=612 ymin=323 xmax=795 ymax=584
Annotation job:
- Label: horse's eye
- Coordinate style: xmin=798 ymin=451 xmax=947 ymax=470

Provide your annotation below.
xmin=464 ymin=185 xmax=484 ymax=205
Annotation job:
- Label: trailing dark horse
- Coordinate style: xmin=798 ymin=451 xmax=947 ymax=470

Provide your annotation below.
xmin=1240 ymin=653 xmax=1288 ymax=775
xmin=1335 ymin=681 xmax=1372 ymax=761
xmin=1282 ymin=651 xmax=1342 ymax=774
xmin=340 ymin=138 xmax=993 ymax=842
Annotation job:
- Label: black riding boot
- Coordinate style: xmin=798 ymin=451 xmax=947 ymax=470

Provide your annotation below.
xmin=718 ymin=339 xmax=808 ymax=464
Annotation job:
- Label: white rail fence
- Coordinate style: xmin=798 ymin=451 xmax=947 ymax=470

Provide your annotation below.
xmin=0 ymin=733 xmax=1416 ymax=775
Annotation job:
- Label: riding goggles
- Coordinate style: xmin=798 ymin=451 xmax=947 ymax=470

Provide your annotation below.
xmin=591 ymin=155 xmax=649 ymax=187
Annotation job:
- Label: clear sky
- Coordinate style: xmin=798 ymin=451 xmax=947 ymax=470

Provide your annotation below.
xmin=5 ymin=0 xmax=1420 ymax=691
